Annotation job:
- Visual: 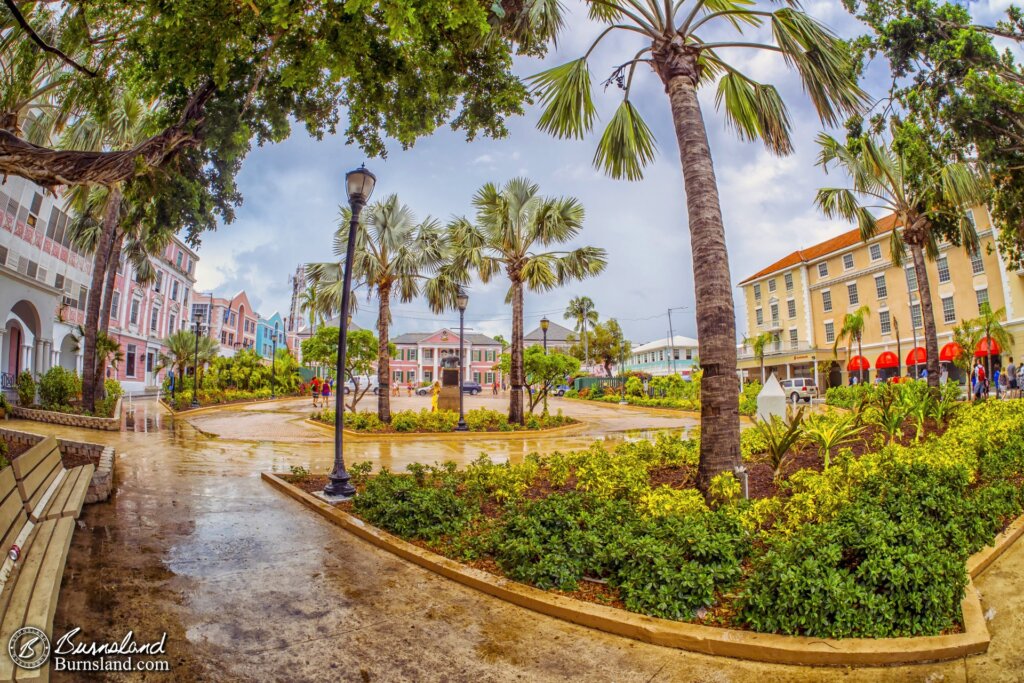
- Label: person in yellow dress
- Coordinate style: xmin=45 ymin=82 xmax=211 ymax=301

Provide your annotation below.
xmin=430 ymin=381 xmax=441 ymax=412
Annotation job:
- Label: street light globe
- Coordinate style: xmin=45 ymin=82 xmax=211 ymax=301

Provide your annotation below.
xmin=540 ymin=316 xmax=549 ymax=332
xmin=456 ymin=288 xmax=469 ymax=312
xmin=346 ymin=164 xmax=376 ymax=206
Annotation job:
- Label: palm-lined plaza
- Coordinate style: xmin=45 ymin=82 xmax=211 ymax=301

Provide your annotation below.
xmin=2 ymin=0 xmax=1024 ymax=680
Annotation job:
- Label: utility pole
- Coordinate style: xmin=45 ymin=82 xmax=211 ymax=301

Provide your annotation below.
xmin=667 ymin=309 xmax=676 ymax=375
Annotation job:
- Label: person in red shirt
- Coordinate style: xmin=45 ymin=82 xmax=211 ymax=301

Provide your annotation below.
xmin=311 ymin=376 xmax=322 ymax=408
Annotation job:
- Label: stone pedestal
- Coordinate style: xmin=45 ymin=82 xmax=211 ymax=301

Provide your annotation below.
xmin=756 ymin=374 xmax=787 ymax=423
xmin=438 ymin=386 xmax=460 ymax=412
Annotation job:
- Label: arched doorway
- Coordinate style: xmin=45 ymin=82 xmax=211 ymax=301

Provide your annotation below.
xmin=3 ymin=320 xmax=24 ymax=377
xmin=58 ymin=333 xmax=79 ymax=372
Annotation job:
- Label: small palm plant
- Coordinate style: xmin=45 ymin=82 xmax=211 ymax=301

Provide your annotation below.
xmin=802 ymin=411 xmax=864 ymax=469
xmin=752 ymin=407 xmax=806 ymax=481
xmin=899 ymin=381 xmax=937 ymax=443
xmin=867 ymin=383 xmax=909 ymax=445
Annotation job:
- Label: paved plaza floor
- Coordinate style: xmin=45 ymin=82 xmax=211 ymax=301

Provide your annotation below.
xmin=2 ymin=397 xmax=1020 ymax=681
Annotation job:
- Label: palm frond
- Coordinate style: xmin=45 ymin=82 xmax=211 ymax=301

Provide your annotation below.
xmin=593 ymin=99 xmax=657 ymax=180
xmin=715 ymin=68 xmax=792 ymax=155
xmin=528 ymin=58 xmax=597 ymax=140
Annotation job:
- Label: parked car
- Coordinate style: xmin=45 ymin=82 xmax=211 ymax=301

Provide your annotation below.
xmin=779 ymin=377 xmax=817 ymax=403
xmin=343 ymin=375 xmax=380 ymax=395
xmin=552 ymin=384 xmax=571 ymax=396
xmin=415 ymin=384 xmax=431 ymax=396
xmin=415 ymin=381 xmax=482 ymax=395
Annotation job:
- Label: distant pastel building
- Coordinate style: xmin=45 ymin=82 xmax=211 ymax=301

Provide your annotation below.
xmin=256 ymin=312 xmax=285 ymax=360
xmin=389 ymin=328 xmax=503 ymax=386
xmin=624 ymin=335 xmax=700 ymax=379
xmin=192 ymin=290 xmax=257 ymax=357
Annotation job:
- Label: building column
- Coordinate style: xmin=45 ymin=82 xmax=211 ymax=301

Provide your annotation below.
xmin=21 ymin=343 xmax=32 ymax=377
xmin=41 ymin=339 xmax=53 ymax=374
xmin=77 ymin=352 xmax=84 ymax=375
xmin=0 ymin=329 xmax=5 ymax=376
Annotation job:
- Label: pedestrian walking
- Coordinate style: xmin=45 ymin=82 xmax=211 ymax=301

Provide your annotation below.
xmin=994 ymin=367 xmax=1003 ymax=399
xmin=311 ymin=377 xmax=321 ymax=408
xmin=321 ymin=379 xmax=331 ymax=406
xmin=1007 ymin=356 xmax=1018 ymax=398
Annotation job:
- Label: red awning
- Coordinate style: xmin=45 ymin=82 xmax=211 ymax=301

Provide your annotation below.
xmin=847 ymin=355 xmax=870 ymax=372
xmin=975 ymin=337 xmax=1002 ymax=357
xmin=876 ymin=351 xmax=899 ymax=369
xmin=939 ymin=342 xmax=964 ymax=362
xmin=906 ymin=347 xmax=927 ymax=366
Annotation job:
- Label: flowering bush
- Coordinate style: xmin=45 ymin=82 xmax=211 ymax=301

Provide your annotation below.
xmin=319 ymin=408 xmax=577 ymax=433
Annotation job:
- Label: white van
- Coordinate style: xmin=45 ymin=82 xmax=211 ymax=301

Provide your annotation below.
xmin=779 ymin=377 xmax=817 ymax=403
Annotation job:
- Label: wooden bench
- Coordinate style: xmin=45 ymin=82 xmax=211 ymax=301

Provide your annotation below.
xmin=11 ymin=437 xmax=94 ymax=524
xmin=0 ymin=466 xmax=76 ymax=682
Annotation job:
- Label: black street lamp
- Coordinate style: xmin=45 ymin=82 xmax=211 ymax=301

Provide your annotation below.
xmin=191 ymin=314 xmax=205 ymax=409
xmin=455 ymin=288 xmax=469 ymax=431
xmin=540 ymin=316 xmax=549 ymax=415
xmin=324 ymin=164 xmax=375 ymax=499
xmin=270 ymin=322 xmax=279 ymax=399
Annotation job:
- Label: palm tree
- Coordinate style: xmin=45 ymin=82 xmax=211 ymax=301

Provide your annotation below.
xmin=60 ymin=93 xmax=156 ymax=411
xmin=815 ymin=130 xmax=987 ymax=388
xmin=833 ymin=305 xmax=871 ymax=383
xmin=157 ymin=330 xmax=219 ymax=397
xmin=564 ymin=296 xmax=598 ymax=366
xmin=429 ymin=178 xmax=606 ymax=424
xmin=308 ymin=195 xmax=446 ymax=423
xmin=529 ymin=0 xmax=865 ymax=489
xmin=974 ymin=303 xmax=1014 ymax=383
xmin=298 ymin=284 xmax=328 ymax=334
xmin=743 ymin=332 xmax=773 ymax=383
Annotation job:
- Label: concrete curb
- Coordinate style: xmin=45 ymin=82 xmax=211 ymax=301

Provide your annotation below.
xmin=301 ymin=417 xmax=589 ymax=441
xmin=560 ymin=397 xmax=755 ymax=424
xmin=160 ymin=395 xmax=304 ymax=417
xmin=9 ymin=398 xmax=122 ymax=431
xmin=263 ymin=472 xmax=1009 ymax=666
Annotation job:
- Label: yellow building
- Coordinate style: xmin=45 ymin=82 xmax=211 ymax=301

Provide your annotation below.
xmin=737 ymin=207 xmax=1024 ymax=387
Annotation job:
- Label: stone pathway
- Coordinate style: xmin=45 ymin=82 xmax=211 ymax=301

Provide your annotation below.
xmin=0 ymin=399 xmax=1018 ymax=681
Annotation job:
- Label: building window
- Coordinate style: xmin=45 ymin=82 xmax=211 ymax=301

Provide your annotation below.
xmin=784 ymin=272 xmax=793 ymax=291
xmin=911 ymin=302 xmax=922 ymax=329
xmin=78 ymin=285 xmax=88 ymax=311
xmin=768 ymin=279 xmax=777 ymax=293
xmin=472 ymin=350 xmax=482 ymax=362
xmin=393 ymin=370 xmax=402 ymax=383
xmin=786 ymin=299 xmax=796 ymax=319
xmin=906 ymin=266 xmax=918 ymax=292
xmin=755 ymin=308 xmax=763 ymax=325
xmin=770 ymin=303 xmax=779 ymax=323
xmin=221 ymin=332 xmax=227 ymax=344
xmin=824 ymin=322 xmax=835 ymax=344
xmin=822 ymin=290 xmax=832 ymax=312
xmin=423 ymin=348 xmax=433 ymax=360
xmin=818 ymin=262 xmax=828 ymax=278
xmin=176 ymin=252 xmax=183 ymax=269
xmin=976 ymin=288 xmax=989 ymax=313
xmin=869 ymin=243 xmax=882 ymax=261
xmin=169 ymin=313 xmax=176 ymax=332
xmin=473 ymin=372 xmax=481 ymax=383
xmin=942 ymin=296 xmax=956 ymax=324
xmin=126 ymin=344 xmax=137 ymax=377
xmin=874 ymin=274 xmax=887 ymax=299
xmin=843 ymin=253 xmax=854 ymax=270
xmin=110 ymin=291 xmax=121 ymax=320
xmin=970 ymin=248 xmax=985 ymax=275
xmin=686 ymin=349 xmax=693 ymax=360
xmin=847 ymin=282 xmax=859 ymax=306
xmin=129 ymin=298 xmax=140 ymax=325
xmin=155 ymin=271 xmax=163 ymax=292
xmin=170 ymin=281 xmax=179 ymax=301
xmin=936 ymin=256 xmax=950 ymax=283
xmin=150 ymin=307 xmax=159 ymax=333
xmin=408 ymin=349 xmax=417 ymax=361
xmin=789 ymin=328 xmax=798 ymax=349
xmin=753 ymin=283 xmax=761 ymax=301
xmin=879 ymin=310 xmax=891 ymax=335
xmin=485 ymin=372 xmax=494 ymax=385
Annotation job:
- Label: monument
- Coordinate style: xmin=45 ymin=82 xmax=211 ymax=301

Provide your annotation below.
xmin=438 ymin=355 xmax=461 ymax=412
xmin=756 ymin=373 xmax=787 ymax=423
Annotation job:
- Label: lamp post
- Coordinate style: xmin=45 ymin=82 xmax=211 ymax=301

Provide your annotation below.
xmin=191 ymin=315 xmax=205 ymax=409
xmin=324 ymin=164 xmax=376 ymax=499
xmin=618 ymin=326 xmax=627 ymax=405
xmin=270 ymin=322 xmax=279 ymax=399
xmin=455 ymin=288 xmax=469 ymax=431
xmin=540 ymin=316 xmax=549 ymax=416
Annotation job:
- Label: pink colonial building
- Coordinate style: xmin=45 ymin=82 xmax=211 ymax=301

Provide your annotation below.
xmin=106 ymin=238 xmax=199 ymax=392
xmin=389 ymin=329 xmax=503 ymax=387
xmin=191 ymin=290 xmax=257 ymax=357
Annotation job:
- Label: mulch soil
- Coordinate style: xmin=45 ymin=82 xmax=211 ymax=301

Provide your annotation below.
xmin=1 ymin=437 xmax=31 ymax=461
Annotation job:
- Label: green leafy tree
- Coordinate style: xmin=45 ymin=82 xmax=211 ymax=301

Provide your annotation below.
xmin=308 ymin=195 xmax=445 ymax=423
xmin=564 ymin=296 xmax=598 ymax=365
xmin=833 ymin=305 xmax=871 ymax=383
xmin=270 ymin=347 xmax=303 ymax=395
xmin=580 ymin=319 xmax=630 ymax=378
xmin=302 ymin=327 xmax=392 ymax=412
xmin=156 ymin=330 xmax=219 ymax=393
xmin=816 ymin=128 xmax=986 ymax=388
xmin=973 ymin=303 xmax=1014 ymax=383
xmin=498 ymin=346 xmax=580 ymax=414
xmin=743 ymin=332 xmax=774 ymax=383
xmin=428 ymin=178 xmax=606 ymax=424
xmin=298 ymin=284 xmax=329 ymax=334
xmin=528 ymin=0 xmax=865 ymax=490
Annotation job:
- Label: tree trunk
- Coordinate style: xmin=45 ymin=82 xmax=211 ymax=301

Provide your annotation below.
xmin=909 ymin=241 xmax=940 ymax=388
xmin=583 ymin=318 xmax=589 ymax=367
xmin=656 ymin=43 xmax=741 ymax=492
xmin=93 ymin=231 xmax=124 ymax=401
xmin=81 ymin=186 xmax=121 ymax=412
xmin=377 ymin=282 xmax=392 ymax=423
xmin=509 ymin=277 xmax=524 ymax=425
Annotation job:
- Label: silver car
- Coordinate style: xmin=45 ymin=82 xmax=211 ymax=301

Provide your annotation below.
xmin=779 ymin=377 xmax=817 ymax=403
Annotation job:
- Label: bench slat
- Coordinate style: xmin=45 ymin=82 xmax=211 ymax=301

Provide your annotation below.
xmin=17 ymin=517 xmax=75 ymax=683
xmin=10 ymin=438 xmax=57 ymax=483
xmin=0 ymin=519 xmax=55 ymax=683
xmin=61 ymin=466 xmax=94 ymax=520
xmin=17 ymin=448 xmax=62 ymax=519
xmin=37 ymin=471 xmax=76 ymax=523
xmin=0 ymin=469 xmax=25 ymax=562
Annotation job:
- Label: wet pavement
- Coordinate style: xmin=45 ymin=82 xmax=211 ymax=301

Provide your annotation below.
xmin=1 ymin=398 xmax=1020 ymax=681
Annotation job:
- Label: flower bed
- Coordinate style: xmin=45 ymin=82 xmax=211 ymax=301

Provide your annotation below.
xmin=311 ymin=408 xmax=578 ymax=433
xmin=286 ymin=399 xmax=1024 ymax=639
xmin=567 ymin=381 xmax=760 ymax=416
xmin=163 ymin=388 xmax=302 ymax=411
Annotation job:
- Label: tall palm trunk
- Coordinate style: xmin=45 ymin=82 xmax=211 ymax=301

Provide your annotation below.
xmin=377 ymin=282 xmax=392 ymax=423
xmin=509 ymin=276 xmax=525 ymax=425
xmin=909 ymin=239 xmax=940 ymax=388
xmin=658 ymin=45 xmax=740 ymax=491
xmin=93 ymin=231 xmax=124 ymax=399
xmin=857 ymin=335 xmax=864 ymax=382
xmin=81 ymin=186 xmax=121 ymax=411
xmin=582 ymin=318 xmax=589 ymax=366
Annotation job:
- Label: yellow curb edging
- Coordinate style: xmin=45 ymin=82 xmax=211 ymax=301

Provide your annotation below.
xmin=967 ymin=512 xmax=1024 ymax=578
xmin=262 ymin=472 xmax=997 ymax=667
xmin=301 ymin=417 xmax=589 ymax=441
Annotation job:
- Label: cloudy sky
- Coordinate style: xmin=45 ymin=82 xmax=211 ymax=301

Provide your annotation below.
xmin=192 ymin=0 xmax=1015 ymax=346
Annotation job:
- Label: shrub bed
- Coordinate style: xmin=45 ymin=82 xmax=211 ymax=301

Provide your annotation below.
xmin=311 ymin=408 xmax=578 ymax=433
xmin=290 ymin=399 xmax=1024 ymax=638
xmin=569 ymin=380 xmax=760 ymax=416
xmin=164 ymin=387 xmax=301 ymax=411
